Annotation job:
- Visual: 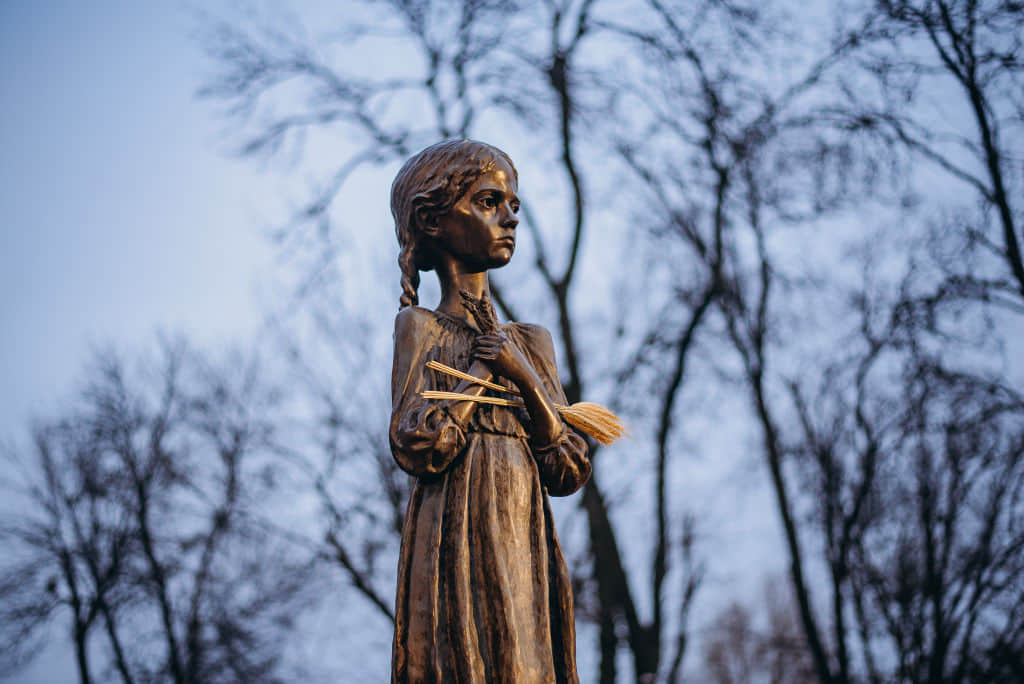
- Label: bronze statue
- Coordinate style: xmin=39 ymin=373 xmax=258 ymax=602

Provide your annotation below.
xmin=389 ymin=140 xmax=592 ymax=683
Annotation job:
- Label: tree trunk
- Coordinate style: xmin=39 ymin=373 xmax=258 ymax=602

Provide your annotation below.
xmin=74 ymin=622 xmax=94 ymax=684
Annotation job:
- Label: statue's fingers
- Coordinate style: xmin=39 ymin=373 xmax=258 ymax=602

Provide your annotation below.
xmin=473 ymin=345 xmax=497 ymax=359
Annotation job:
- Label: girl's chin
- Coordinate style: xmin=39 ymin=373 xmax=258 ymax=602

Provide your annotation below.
xmin=489 ymin=246 xmax=514 ymax=265
xmin=488 ymin=253 xmax=513 ymax=268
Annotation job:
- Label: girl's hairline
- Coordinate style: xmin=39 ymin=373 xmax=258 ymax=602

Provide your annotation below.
xmin=392 ymin=141 xmax=517 ymax=216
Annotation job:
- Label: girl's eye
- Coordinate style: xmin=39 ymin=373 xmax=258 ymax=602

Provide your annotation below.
xmin=480 ymin=196 xmax=497 ymax=208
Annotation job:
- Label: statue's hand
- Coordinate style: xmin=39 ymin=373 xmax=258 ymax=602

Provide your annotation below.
xmin=472 ymin=332 xmax=531 ymax=386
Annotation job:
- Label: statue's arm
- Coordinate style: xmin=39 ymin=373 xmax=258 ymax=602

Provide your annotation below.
xmin=518 ymin=325 xmax=592 ymax=496
xmin=389 ymin=308 xmax=490 ymax=477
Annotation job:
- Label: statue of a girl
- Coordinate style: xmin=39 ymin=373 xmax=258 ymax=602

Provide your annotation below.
xmin=389 ymin=140 xmax=591 ymax=683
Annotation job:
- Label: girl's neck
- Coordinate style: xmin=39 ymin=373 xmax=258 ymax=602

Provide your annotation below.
xmin=435 ymin=262 xmax=491 ymax=321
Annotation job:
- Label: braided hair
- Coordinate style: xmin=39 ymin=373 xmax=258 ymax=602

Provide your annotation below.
xmin=390 ymin=140 xmax=517 ymax=309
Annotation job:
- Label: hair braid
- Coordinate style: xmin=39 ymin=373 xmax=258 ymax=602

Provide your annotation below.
xmin=398 ymin=241 xmax=420 ymax=309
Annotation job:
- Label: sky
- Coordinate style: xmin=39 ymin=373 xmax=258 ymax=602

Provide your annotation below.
xmin=0 ymin=1 xmax=277 ymax=441
xmin=0 ymin=3 xmax=279 ymax=680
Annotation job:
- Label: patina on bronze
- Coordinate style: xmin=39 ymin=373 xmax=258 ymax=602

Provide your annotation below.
xmin=389 ymin=140 xmax=591 ymax=683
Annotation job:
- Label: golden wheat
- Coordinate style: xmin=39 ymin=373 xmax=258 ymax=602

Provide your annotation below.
xmin=421 ymin=361 xmax=628 ymax=445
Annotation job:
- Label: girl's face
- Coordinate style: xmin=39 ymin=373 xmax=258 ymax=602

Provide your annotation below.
xmin=431 ymin=157 xmax=520 ymax=271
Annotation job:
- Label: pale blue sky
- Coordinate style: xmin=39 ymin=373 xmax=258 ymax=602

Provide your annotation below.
xmin=0 ymin=1 xmax=277 ymax=439
xmin=0 ymin=3 xmax=283 ymax=680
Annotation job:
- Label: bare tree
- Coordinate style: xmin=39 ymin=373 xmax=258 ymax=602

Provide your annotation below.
xmin=771 ymin=3 xmax=1024 ymax=680
xmin=837 ymin=0 xmax=1024 ymax=310
xmin=785 ymin=262 xmax=1024 ymax=684
xmin=1 ymin=340 xmax=312 ymax=684
xmin=606 ymin=2 xmax=1024 ymax=683
xmin=701 ymin=585 xmax=817 ymax=684
xmin=602 ymin=2 xmax=884 ymax=680
xmin=857 ymin=358 xmax=1024 ymax=683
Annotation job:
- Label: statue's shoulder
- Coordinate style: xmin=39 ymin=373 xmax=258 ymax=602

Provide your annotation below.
xmin=395 ymin=305 xmax=435 ymax=327
xmin=393 ymin=306 xmax=441 ymax=345
xmin=508 ymin=321 xmax=555 ymax=353
xmin=508 ymin=320 xmax=548 ymax=335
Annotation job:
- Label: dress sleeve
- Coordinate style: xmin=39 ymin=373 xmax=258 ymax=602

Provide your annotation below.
xmin=389 ymin=309 xmax=466 ymax=477
xmin=515 ymin=324 xmax=592 ymax=496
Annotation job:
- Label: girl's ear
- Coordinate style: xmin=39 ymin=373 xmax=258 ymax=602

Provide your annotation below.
xmin=417 ymin=207 xmax=441 ymax=237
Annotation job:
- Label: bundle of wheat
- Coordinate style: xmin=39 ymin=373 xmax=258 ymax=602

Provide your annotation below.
xmin=422 ymin=360 xmax=628 ymax=445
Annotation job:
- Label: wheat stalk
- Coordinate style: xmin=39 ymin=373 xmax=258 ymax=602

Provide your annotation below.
xmin=422 ymin=361 xmax=629 ymax=445
xmin=426 ymin=360 xmax=513 ymax=393
xmin=421 ymin=390 xmax=526 ymax=407
xmin=459 ymin=290 xmax=500 ymax=333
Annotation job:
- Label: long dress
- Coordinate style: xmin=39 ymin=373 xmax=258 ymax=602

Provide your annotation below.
xmin=389 ymin=306 xmax=591 ymax=684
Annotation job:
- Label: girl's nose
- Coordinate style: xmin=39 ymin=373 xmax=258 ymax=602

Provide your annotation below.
xmin=500 ymin=204 xmax=519 ymax=229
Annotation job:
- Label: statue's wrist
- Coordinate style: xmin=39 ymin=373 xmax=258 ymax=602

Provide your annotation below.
xmin=468 ymin=359 xmax=494 ymax=381
xmin=510 ymin=365 xmax=538 ymax=389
